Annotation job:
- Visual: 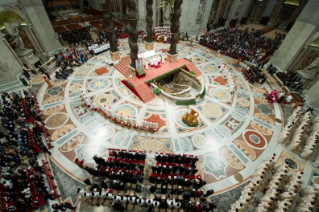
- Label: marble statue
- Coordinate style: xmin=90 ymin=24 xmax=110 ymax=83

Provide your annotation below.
xmin=297 ymin=57 xmax=319 ymax=80
xmin=4 ymin=22 xmax=26 ymax=52
xmin=197 ymin=0 xmax=204 ymax=20
xmin=164 ymin=3 xmax=172 ymax=20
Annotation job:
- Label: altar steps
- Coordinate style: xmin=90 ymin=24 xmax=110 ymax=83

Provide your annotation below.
xmin=114 ymin=56 xmax=131 ymax=78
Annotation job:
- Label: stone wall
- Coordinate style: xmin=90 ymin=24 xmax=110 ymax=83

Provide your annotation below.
xmin=18 ymin=0 xmax=60 ymax=54
xmin=0 ymin=34 xmax=23 ymax=84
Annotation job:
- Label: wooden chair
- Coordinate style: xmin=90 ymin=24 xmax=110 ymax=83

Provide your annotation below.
xmin=168 ymin=184 xmax=172 ymax=190
xmin=161 ymin=194 xmax=166 ymax=199
xmin=118 ymin=190 xmax=124 ymax=195
xmin=127 ymin=203 xmax=133 ymax=210
xmin=98 ymin=198 xmax=104 ymax=204
xmin=131 ymin=184 xmax=136 ymax=189
xmin=160 ymin=209 xmax=166 ymax=212
xmin=113 ymin=190 xmax=118 ymax=195
xmin=134 ymin=204 xmax=140 ymax=211
xmin=91 ymin=198 xmax=98 ymax=205
xmin=178 ymin=195 xmax=183 ymax=200
xmin=173 ymin=209 xmax=178 ymax=212
xmin=156 ymin=193 xmax=161 ymax=199
xmin=153 ymin=208 xmax=159 ymax=212
xmin=125 ymin=190 xmax=130 ymax=196
xmin=130 ymin=191 xmax=135 ymax=196
xmin=173 ymin=185 xmax=177 ymax=189
xmin=195 ymin=197 xmax=200 ymax=202
xmin=172 ymin=194 xmax=177 ymax=199
xmin=190 ymin=197 xmax=195 ymax=203
xmin=157 ymin=184 xmax=161 ymax=189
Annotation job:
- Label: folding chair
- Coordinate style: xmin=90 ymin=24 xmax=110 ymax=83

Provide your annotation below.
xmin=134 ymin=204 xmax=140 ymax=211
xmin=150 ymin=194 xmax=155 ymax=199
xmin=127 ymin=203 xmax=133 ymax=210
xmin=98 ymin=198 xmax=104 ymax=204
xmin=102 ymin=199 xmax=110 ymax=206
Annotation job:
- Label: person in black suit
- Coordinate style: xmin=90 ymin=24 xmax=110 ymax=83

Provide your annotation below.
xmin=168 ymin=155 xmax=174 ymax=163
xmin=174 ymin=154 xmax=180 ymax=162
xmin=162 ymin=155 xmax=168 ymax=162
xmin=172 ymin=164 xmax=179 ymax=173
xmin=150 ymin=184 xmax=156 ymax=193
xmin=157 ymin=165 xmax=162 ymax=173
xmin=100 ymin=180 xmax=108 ymax=189
xmin=52 ymin=203 xmax=65 ymax=211
xmin=156 ymin=154 xmax=162 ymax=161
xmin=61 ymin=202 xmax=76 ymax=209
xmin=161 ymin=181 xmax=168 ymax=194
xmin=159 ymin=199 xmax=168 ymax=209
xmin=84 ymin=179 xmax=91 ymax=185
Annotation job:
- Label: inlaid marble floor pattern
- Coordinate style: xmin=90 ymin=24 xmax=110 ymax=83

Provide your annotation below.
xmin=18 ymin=39 xmax=319 ymax=212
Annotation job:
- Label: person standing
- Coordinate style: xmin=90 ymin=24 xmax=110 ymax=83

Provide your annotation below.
xmin=61 ymin=202 xmax=76 ymax=210
xmin=43 ymin=76 xmax=53 ymax=89
xmin=44 ymin=70 xmax=51 ymax=80
xmin=20 ymin=77 xmax=29 ymax=87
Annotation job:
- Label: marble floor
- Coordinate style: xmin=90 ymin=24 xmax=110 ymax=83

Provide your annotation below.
xmin=20 ymin=39 xmax=319 ymax=212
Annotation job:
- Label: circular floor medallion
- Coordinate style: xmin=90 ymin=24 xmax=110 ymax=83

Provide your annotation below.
xmin=140 ymin=139 xmax=163 ymax=151
xmin=45 ymin=112 xmax=69 ymax=129
xmin=210 ymin=88 xmax=231 ymax=101
xmin=234 ymin=173 xmax=243 ymax=182
xmin=89 ymin=79 xmax=110 ymax=91
xmin=283 ymin=157 xmax=299 ymax=170
xmin=238 ymin=98 xmax=250 ymax=107
xmin=31 ymin=75 xmax=45 ymax=84
xmin=98 ymin=126 xmax=114 ymax=140
xmin=243 ymin=130 xmax=267 ymax=150
xmin=59 ymin=133 xmax=84 ymax=152
xmin=191 ymin=134 xmax=207 ymax=149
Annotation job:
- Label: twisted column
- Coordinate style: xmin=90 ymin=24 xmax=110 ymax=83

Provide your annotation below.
xmin=127 ymin=0 xmax=139 ymax=67
xmin=168 ymin=0 xmax=183 ymax=55
xmin=103 ymin=0 xmax=119 ymax=53
xmin=145 ymin=0 xmax=154 ymax=43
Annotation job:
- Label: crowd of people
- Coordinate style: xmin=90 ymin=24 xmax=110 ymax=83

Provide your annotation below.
xmin=199 ymin=27 xmax=284 ymax=63
xmin=277 ymin=71 xmax=303 ymax=92
xmin=61 ymin=28 xmax=92 ymax=47
xmin=75 ymin=151 xmax=217 ymax=211
xmin=244 ymin=65 xmax=267 ymax=84
xmin=0 ymin=90 xmax=59 ymax=211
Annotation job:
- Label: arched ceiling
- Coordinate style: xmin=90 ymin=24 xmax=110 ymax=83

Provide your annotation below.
xmin=284 ymin=0 xmax=300 ymax=6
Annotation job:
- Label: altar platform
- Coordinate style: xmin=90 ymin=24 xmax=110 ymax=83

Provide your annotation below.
xmin=119 ymin=58 xmax=201 ymax=103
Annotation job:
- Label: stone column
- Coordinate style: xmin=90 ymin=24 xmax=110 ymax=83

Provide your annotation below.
xmin=167 ymin=0 xmax=183 ymax=62
xmin=213 ymin=0 xmax=226 ymax=24
xmin=269 ymin=0 xmax=285 ymax=24
xmin=145 ymin=0 xmax=154 ymax=49
xmin=18 ymin=0 xmax=60 ymax=54
xmin=269 ymin=0 xmax=319 ymax=72
xmin=287 ymin=0 xmax=308 ymax=23
xmin=127 ymin=0 xmax=139 ymax=69
xmin=104 ymin=0 xmax=120 ymax=62
xmin=0 ymin=32 xmax=24 ymax=85
xmin=245 ymin=0 xmax=255 ymax=17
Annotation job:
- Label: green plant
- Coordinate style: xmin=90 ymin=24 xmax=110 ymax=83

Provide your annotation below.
xmin=190 ymin=70 xmax=195 ymax=75
xmin=127 ymin=80 xmax=134 ymax=88
xmin=137 ymin=69 xmax=145 ymax=76
xmin=184 ymin=58 xmax=192 ymax=62
xmin=200 ymin=86 xmax=206 ymax=98
xmin=176 ymin=99 xmax=196 ymax=105
xmin=153 ymin=87 xmax=161 ymax=95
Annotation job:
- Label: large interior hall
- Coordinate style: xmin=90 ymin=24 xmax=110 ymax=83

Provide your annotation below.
xmin=1 ymin=0 xmax=319 ymax=212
